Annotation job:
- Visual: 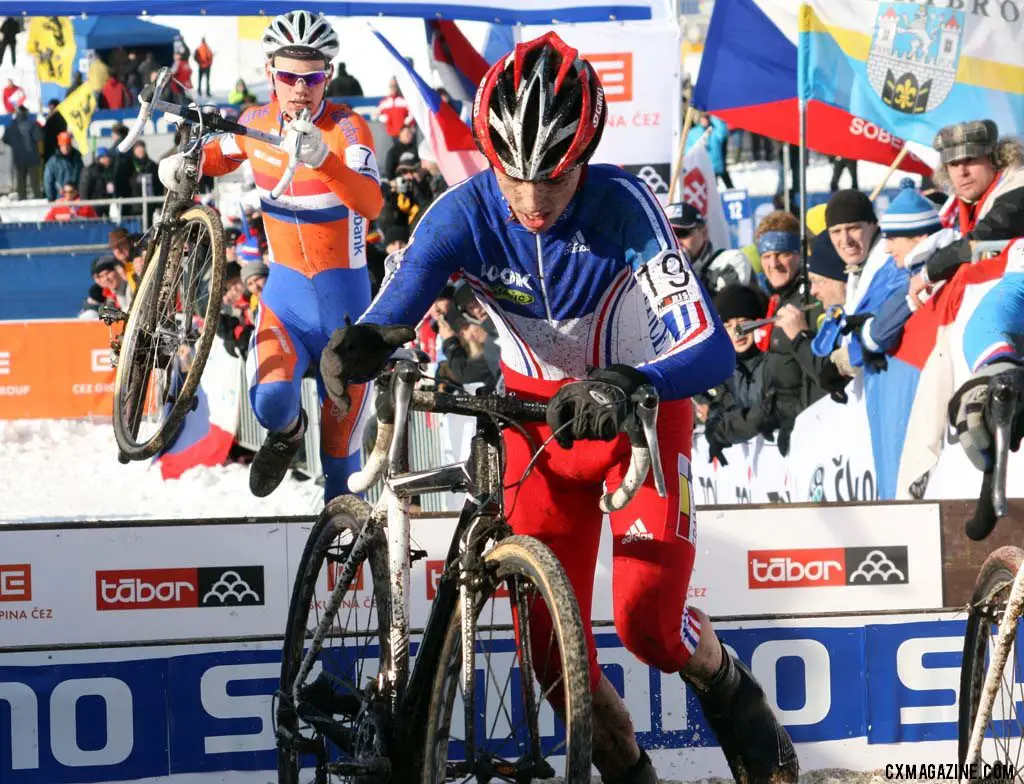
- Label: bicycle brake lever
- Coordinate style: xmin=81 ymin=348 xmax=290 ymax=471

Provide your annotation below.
xmin=269 ymin=107 xmax=311 ymax=201
xmin=633 ymin=386 xmax=666 ymax=498
xmin=989 ymin=380 xmax=1016 ymax=519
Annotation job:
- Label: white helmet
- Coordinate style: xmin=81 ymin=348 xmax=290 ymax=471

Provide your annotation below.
xmin=262 ymin=10 xmax=339 ymax=61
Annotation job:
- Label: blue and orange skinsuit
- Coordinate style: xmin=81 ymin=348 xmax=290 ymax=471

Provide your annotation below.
xmin=201 ymin=100 xmax=384 ymax=499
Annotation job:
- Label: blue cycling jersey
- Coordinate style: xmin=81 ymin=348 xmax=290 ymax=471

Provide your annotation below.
xmin=361 ymin=164 xmax=735 ymax=401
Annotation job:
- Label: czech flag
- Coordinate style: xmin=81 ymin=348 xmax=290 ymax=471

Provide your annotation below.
xmin=425 ymin=20 xmax=490 ymax=106
xmin=371 ymin=26 xmax=487 ymax=186
xmin=153 ymin=335 xmax=239 ymax=480
xmin=692 ymin=0 xmax=933 ymax=176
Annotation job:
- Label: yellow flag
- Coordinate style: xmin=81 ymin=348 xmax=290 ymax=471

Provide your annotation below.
xmin=87 ymin=58 xmax=109 ymax=92
xmin=57 ymin=83 xmax=98 ymax=154
xmin=27 ymin=17 xmax=76 ymax=88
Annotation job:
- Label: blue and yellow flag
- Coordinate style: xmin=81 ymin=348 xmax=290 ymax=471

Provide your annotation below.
xmin=798 ymin=2 xmax=1024 ymax=144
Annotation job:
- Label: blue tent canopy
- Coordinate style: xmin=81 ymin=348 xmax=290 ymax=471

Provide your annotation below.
xmin=0 ymin=1 xmax=663 ymax=23
xmin=72 ymin=16 xmax=179 ymax=50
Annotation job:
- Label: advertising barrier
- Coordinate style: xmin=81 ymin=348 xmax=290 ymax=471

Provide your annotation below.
xmin=0 ymin=503 xmax=943 ymax=648
xmin=0 ymin=613 xmax=991 ymax=783
xmin=0 ymin=320 xmax=114 ymax=420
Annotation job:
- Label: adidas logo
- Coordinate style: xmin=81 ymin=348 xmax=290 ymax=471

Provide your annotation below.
xmin=621 ymin=519 xmax=654 ymax=545
xmin=565 ymin=230 xmax=590 ymax=255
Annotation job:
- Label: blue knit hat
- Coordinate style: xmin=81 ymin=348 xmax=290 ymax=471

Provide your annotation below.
xmin=808 ymin=230 xmax=846 ymax=282
xmin=879 ymin=178 xmax=943 ymax=238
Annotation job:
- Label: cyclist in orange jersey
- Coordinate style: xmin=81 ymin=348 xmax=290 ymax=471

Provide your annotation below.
xmin=158 ymin=10 xmax=383 ymax=501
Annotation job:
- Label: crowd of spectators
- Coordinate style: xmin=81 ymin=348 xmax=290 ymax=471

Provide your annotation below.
xmin=13 ymin=43 xmax=1014 ymax=475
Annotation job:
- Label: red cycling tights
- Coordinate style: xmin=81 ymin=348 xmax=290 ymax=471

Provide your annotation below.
xmin=502 ymin=370 xmax=702 ymax=694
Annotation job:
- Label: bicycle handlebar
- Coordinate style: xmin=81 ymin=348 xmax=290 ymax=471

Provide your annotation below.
xmin=966 ymin=367 xmax=1024 ymax=541
xmin=119 ymin=67 xmax=296 ymax=198
xmin=348 ymin=349 xmax=667 ymax=512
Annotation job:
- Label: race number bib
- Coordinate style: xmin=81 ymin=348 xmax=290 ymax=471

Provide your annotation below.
xmin=345 ymin=144 xmax=380 ymax=184
xmin=635 ymin=249 xmax=702 ymax=315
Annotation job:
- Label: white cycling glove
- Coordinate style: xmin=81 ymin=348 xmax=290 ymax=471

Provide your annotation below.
xmin=282 ymin=117 xmax=329 ymax=169
xmin=157 ymin=151 xmax=199 ymax=192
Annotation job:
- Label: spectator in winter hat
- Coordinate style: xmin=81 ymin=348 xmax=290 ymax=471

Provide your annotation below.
xmin=825 ymin=189 xmax=879 ymax=274
xmin=43 ymin=130 xmax=84 ymax=201
xmin=807 ymin=230 xmax=848 ymax=309
xmin=908 ymin=118 xmax=1024 ymax=296
xmin=241 ymin=260 xmax=269 ymax=297
xmin=879 ymin=179 xmax=945 ymax=270
xmin=702 ymin=284 xmax=803 ymax=461
xmin=769 ymin=231 xmax=854 ymax=401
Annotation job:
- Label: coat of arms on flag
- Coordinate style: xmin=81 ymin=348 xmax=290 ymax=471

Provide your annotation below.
xmin=869 ymin=3 xmax=964 ymax=115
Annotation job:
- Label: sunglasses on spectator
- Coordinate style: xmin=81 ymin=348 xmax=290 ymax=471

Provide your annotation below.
xmin=673 ymin=227 xmax=697 ymax=239
xmin=269 ymin=67 xmax=330 ymax=87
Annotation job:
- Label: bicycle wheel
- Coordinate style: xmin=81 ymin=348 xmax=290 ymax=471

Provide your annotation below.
xmin=958 ymin=545 xmax=1024 ymax=778
xmin=422 ymin=534 xmax=592 ymax=783
xmin=278 ymin=495 xmax=391 ymax=784
xmin=112 ymin=204 xmax=225 ymax=460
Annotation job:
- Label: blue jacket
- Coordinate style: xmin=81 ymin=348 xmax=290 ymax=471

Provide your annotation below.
xmin=362 ymin=164 xmax=736 ymax=401
xmin=686 ymin=117 xmax=729 ymax=175
xmin=44 ymin=149 xmax=84 ymax=201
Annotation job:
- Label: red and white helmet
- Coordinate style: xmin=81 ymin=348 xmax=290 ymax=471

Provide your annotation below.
xmin=472 ymin=32 xmax=606 ymax=182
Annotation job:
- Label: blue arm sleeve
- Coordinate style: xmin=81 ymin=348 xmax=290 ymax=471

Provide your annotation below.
xmin=863 ymin=286 xmax=914 ymax=354
xmin=619 ymin=180 xmax=736 ymax=400
xmin=358 ymin=189 xmax=469 ymax=327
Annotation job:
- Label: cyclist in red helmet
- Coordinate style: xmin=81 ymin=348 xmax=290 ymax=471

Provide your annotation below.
xmin=321 ymin=32 xmax=798 ymax=784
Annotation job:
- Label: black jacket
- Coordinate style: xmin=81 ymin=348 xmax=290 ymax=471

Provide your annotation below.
xmin=704 ymin=346 xmax=804 ymax=459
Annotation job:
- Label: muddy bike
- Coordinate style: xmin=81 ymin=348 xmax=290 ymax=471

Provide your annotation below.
xmin=276 ymin=349 xmax=668 ymax=782
xmin=957 ymin=242 xmax=1024 ymax=780
xmin=103 ymin=67 xmax=306 ymax=462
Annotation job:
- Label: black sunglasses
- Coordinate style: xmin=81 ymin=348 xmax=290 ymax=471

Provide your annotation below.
xmin=673 ymin=226 xmax=697 ymax=239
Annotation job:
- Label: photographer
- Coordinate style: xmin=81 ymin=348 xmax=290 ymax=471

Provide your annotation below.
xmin=380 ymin=150 xmax=435 ymax=232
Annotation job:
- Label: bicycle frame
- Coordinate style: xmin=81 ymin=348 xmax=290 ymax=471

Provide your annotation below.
xmin=288 ymin=383 xmax=518 ymax=774
xmin=289 ymin=352 xmax=665 ymax=776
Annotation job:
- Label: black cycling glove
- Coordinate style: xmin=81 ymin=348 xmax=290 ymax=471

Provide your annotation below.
xmin=320 ymin=323 xmax=415 ymax=413
xmin=546 ymin=364 xmax=649 ymax=449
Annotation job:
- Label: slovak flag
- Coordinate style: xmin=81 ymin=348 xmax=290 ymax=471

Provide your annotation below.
xmin=370 ymin=26 xmax=487 ymax=186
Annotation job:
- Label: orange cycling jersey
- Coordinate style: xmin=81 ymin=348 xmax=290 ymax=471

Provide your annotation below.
xmin=201 ymin=100 xmax=384 ymax=276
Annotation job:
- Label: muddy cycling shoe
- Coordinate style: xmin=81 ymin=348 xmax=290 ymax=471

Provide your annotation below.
xmin=683 ymin=642 xmax=799 ymax=784
xmin=603 ymin=748 xmax=660 ymax=784
xmin=249 ymin=412 xmax=306 ymax=498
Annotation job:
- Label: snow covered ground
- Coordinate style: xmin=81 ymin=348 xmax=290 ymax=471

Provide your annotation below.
xmin=0 ymin=419 xmax=324 ymax=523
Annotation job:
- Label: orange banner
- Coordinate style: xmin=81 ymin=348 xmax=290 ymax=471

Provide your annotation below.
xmin=0 ymin=321 xmax=115 ymax=420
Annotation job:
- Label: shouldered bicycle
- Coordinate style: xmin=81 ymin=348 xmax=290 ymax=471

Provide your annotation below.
xmin=275 ymin=349 xmax=667 ymax=783
xmin=102 ymin=66 xmax=307 ymax=463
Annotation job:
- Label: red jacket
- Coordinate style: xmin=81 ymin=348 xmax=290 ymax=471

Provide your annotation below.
xmin=377 ymin=95 xmax=409 ymax=138
xmin=171 ymin=61 xmax=193 ymax=90
xmin=44 ymin=196 xmax=99 ymax=222
xmin=3 ymin=82 xmax=25 ymax=113
xmin=101 ymin=77 xmax=131 ymax=110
